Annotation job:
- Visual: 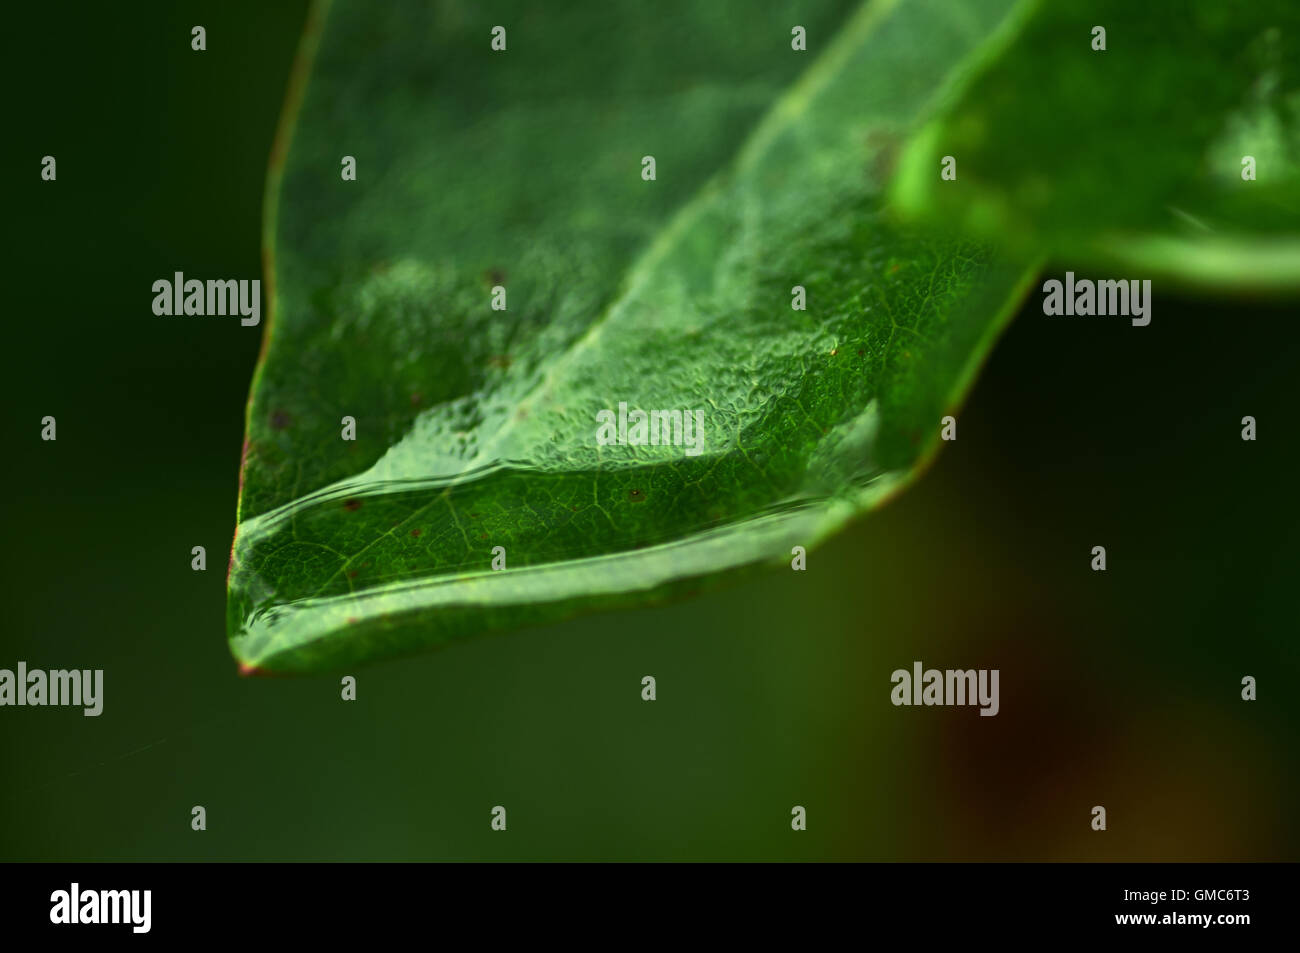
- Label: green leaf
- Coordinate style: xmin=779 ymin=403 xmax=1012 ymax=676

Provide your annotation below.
xmin=228 ymin=0 xmax=1033 ymax=673
xmin=889 ymin=0 xmax=1300 ymax=290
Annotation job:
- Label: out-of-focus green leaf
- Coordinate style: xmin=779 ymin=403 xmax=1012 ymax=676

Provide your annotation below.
xmin=890 ymin=0 xmax=1300 ymax=290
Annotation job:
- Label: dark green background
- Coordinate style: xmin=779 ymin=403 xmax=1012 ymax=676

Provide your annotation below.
xmin=2 ymin=1 xmax=1296 ymax=861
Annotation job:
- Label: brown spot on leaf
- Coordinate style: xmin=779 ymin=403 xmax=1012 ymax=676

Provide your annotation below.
xmin=410 ymin=529 xmax=422 ymax=537
xmin=270 ymin=409 xmax=292 ymax=430
xmin=628 ymin=488 xmax=645 ymax=503
xmin=485 ymin=267 xmax=507 ymax=286
xmin=343 ymin=498 xmax=362 ymax=511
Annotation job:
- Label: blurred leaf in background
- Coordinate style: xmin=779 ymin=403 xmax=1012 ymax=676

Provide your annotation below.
xmin=890 ymin=0 xmax=1300 ymax=290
